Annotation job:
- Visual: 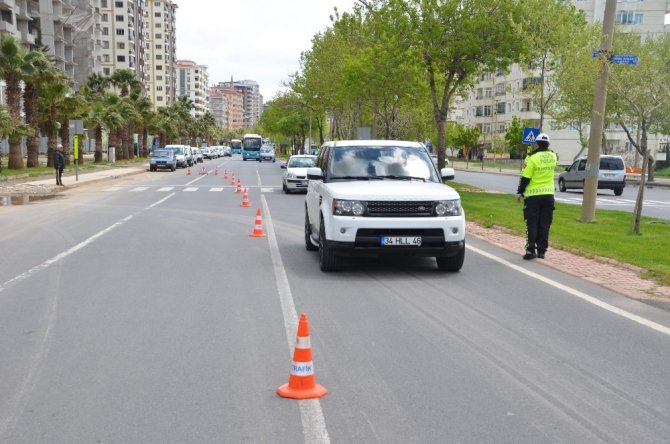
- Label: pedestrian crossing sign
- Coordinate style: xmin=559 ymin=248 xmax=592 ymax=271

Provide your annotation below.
xmin=522 ymin=127 xmax=540 ymax=145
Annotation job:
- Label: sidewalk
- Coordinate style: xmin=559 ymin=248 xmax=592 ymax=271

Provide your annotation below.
xmin=452 ymin=160 xmax=670 ymax=188
xmin=0 ymin=165 xmax=147 ymax=196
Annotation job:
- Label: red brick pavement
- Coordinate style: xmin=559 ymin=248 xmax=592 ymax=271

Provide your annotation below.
xmin=467 ymin=222 xmax=670 ymax=301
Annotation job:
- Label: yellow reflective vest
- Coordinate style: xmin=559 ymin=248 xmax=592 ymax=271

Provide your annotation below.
xmin=521 ymin=150 xmax=557 ymax=197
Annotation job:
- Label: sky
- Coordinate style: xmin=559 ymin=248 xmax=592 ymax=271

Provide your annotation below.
xmin=175 ymin=0 xmax=358 ymax=102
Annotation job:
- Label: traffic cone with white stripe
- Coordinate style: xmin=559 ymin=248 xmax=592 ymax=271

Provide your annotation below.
xmin=240 ymin=188 xmax=251 ymax=207
xmin=235 ymin=178 xmax=242 ymax=193
xmin=187 ymin=166 xmax=192 ymax=176
xmin=224 ymin=169 xmax=228 ymax=180
xmin=277 ymin=313 xmax=328 ymax=399
xmin=214 ymin=166 xmax=219 ymax=176
xmin=249 ymin=208 xmax=267 ymax=238
xmin=230 ymin=173 xmax=236 ymax=185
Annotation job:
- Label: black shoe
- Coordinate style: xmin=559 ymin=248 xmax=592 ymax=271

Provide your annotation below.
xmin=537 ymin=252 xmax=545 ymax=259
xmin=523 ymin=251 xmax=536 ymax=260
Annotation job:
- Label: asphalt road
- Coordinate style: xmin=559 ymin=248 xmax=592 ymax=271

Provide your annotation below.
xmin=453 ymin=169 xmax=670 ymax=220
xmin=2 ymin=156 xmax=670 ymax=443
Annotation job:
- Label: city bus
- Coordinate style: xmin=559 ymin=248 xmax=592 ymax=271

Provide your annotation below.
xmin=230 ymin=139 xmax=242 ymax=155
xmin=242 ymin=133 xmax=263 ymax=161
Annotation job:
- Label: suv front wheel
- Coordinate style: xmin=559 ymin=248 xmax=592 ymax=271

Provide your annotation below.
xmin=436 ymin=245 xmax=465 ymax=272
xmin=318 ymin=216 xmax=343 ymax=271
xmin=304 ymin=210 xmax=318 ymax=251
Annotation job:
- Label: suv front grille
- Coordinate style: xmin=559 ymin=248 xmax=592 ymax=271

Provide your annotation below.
xmin=366 ymin=201 xmax=433 ymax=217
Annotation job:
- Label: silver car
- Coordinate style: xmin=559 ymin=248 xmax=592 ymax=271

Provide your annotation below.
xmin=281 ymin=155 xmax=317 ymax=193
xmin=558 ymin=155 xmax=626 ymax=196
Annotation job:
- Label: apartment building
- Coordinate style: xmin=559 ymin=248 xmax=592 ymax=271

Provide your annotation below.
xmin=98 ymin=0 xmax=147 ymax=83
xmin=144 ymin=0 xmax=177 ymax=110
xmin=460 ymin=0 xmax=670 ymax=163
xmin=224 ymin=80 xmax=263 ymax=128
xmin=209 ymin=81 xmax=244 ymax=130
xmin=176 ymin=59 xmax=209 ymax=117
xmin=0 ymin=0 xmax=80 ymax=82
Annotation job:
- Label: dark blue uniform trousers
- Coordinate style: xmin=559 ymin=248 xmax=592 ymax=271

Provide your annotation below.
xmin=523 ymin=194 xmax=555 ymax=254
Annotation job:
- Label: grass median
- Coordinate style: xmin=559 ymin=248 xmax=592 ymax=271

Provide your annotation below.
xmin=453 ymin=182 xmax=670 ymax=287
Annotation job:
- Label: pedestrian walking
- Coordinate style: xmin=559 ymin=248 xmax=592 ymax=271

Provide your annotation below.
xmin=515 ymin=133 xmax=557 ymax=260
xmin=54 ymin=143 xmax=65 ymax=186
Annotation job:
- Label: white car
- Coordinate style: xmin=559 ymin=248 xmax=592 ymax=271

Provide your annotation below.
xmin=281 ymin=155 xmax=317 ymax=193
xmin=558 ymin=155 xmax=626 ymax=196
xmin=304 ymin=140 xmax=464 ymax=272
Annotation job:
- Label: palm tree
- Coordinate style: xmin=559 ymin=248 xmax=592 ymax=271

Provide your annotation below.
xmin=22 ymin=48 xmax=52 ymax=168
xmin=38 ymin=69 xmax=70 ymax=167
xmin=0 ymin=35 xmax=43 ymax=169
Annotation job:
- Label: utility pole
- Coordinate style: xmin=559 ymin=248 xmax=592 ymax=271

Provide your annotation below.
xmin=581 ymin=0 xmax=617 ymax=222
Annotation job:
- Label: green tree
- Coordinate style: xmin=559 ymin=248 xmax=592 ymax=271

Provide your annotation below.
xmin=392 ymin=0 xmax=526 ymax=170
xmin=38 ymin=69 xmax=70 ymax=167
xmin=22 ymin=48 xmax=52 ymax=168
xmin=0 ymin=35 xmax=44 ymax=169
xmin=608 ymin=32 xmax=670 ymax=234
xmin=504 ymin=116 xmax=526 ymax=160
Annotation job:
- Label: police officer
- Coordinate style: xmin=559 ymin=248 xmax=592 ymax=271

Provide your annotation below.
xmin=515 ymin=133 xmax=557 ymax=260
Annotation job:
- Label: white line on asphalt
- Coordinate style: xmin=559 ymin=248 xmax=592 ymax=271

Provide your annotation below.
xmin=261 ymin=195 xmax=331 ymax=444
xmin=0 ymin=192 xmax=175 ymax=293
xmin=467 ymin=244 xmax=670 ymax=337
xmin=183 ymin=187 xmax=198 ymax=192
xmin=0 ymin=192 xmax=176 ymax=440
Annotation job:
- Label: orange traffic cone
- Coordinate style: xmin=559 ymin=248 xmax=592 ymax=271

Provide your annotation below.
xmin=223 ymin=169 xmax=228 ymax=180
xmin=230 ymin=173 xmax=236 ymax=185
xmin=277 ymin=313 xmax=328 ymax=399
xmin=200 ymin=166 xmax=207 ymax=175
xmin=214 ymin=166 xmax=219 ymax=176
xmin=249 ymin=208 xmax=267 ymax=238
xmin=187 ymin=166 xmax=192 ymax=176
xmin=240 ymin=188 xmax=251 ymax=207
xmin=235 ymin=179 xmax=242 ymax=193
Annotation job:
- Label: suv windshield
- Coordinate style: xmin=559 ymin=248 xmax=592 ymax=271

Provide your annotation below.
xmin=329 ymin=146 xmax=438 ymax=182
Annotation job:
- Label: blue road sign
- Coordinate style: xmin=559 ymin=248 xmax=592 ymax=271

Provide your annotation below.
xmin=611 ymin=54 xmax=639 ymax=65
xmin=522 ymin=127 xmax=539 ymax=145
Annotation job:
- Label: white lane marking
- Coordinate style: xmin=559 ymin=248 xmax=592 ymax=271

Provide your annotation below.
xmin=183 ymin=187 xmax=198 ymax=192
xmin=467 ymin=244 xmax=670 ymax=337
xmin=261 ymin=195 xmax=331 ymax=444
xmin=0 ymin=192 xmax=176 ymax=439
xmin=104 ymin=187 xmax=122 ymax=192
xmin=209 ymin=187 xmax=224 ymax=192
xmin=157 ymin=187 xmax=174 ymax=192
xmin=130 ymin=186 xmax=148 ymax=192
xmin=261 ymin=188 xmax=275 ymax=193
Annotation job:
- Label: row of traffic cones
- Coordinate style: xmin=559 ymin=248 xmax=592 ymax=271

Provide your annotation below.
xmin=187 ymin=164 xmax=324 ymax=399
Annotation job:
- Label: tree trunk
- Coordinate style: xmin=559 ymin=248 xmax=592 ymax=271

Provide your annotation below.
xmin=6 ymin=77 xmax=24 ymax=170
xmin=631 ymin=147 xmax=647 ymax=235
xmin=24 ymin=83 xmax=40 ymax=168
xmin=95 ymin=125 xmax=103 ymax=163
xmin=141 ymin=126 xmax=148 ymax=157
xmin=60 ymin=122 xmax=71 ymax=166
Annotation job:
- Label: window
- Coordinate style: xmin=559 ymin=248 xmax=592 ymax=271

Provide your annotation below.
xmin=157 ymin=96 xmax=164 ymax=101
xmin=157 ymin=86 xmax=163 ymax=91
xmin=115 ymin=1 xmax=123 ymax=7
xmin=116 ymin=29 xmax=124 ymax=35
xmin=156 ymin=54 xmax=162 ymax=60
xmin=102 ymin=27 xmax=109 ymax=35
xmin=156 ymin=44 xmax=162 ymax=49
xmin=117 ymin=55 xmax=126 ymax=62
xmin=476 ymin=88 xmax=483 ymax=100
xmin=117 ymin=42 xmax=125 ymax=49
xmin=103 ymin=68 xmax=111 ymax=75
xmin=155 ymin=23 xmax=161 ymax=28
xmin=495 ymin=83 xmax=505 ymax=96
xmin=156 ymin=75 xmax=163 ymax=80
xmin=496 ymin=102 xmax=506 ymax=114
xmin=101 ymin=13 xmax=109 ymax=21
xmin=483 ymin=105 xmax=492 ymax=117
xmin=103 ymin=54 xmax=110 ymax=62
xmin=156 ymin=65 xmax=163 ymax=70
xmin=155 ymin=1 xmax=160 ymax=5
xmin=102 ymin=41 xmax=109 ymax=49
xmin=101 ymin=0 xmax=108 ymax=7
xmin=116 ymin=15 xmax=124 ymax=21
xmin=616 ymin=10 xmax=643 ymax=24
xmin=484 ymin=88 xmax=492 ymax=98
xmin=155 ymin=33 xmax=162 ymax=38
xmin=155 ymin=12 xmax=161 ymax=17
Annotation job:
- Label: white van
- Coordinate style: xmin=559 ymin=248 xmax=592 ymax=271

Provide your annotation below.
xmin=558 ymin=155 xmax=626 ymax=196
xmin=165 ymin=144 xmax=190 ymax=168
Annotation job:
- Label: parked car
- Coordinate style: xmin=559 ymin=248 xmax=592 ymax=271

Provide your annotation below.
xmin=164 ymin=144 xmax=189 ymax=168
xmin=304 ymin=140 xmax=463 ymax=272
xmin=192 ymin=147 xmax=204 ymax=163
xmin=260 ymin=146 xmax=276 ymax=162
xmin=222 ymin=146 xmax=232 ymax=157
xmin=558 ymin=155 xmax=626 ymax=196
xmin=281 ymin=155 xmax=317 ymax=193
xmin=149 ymin=148 xmax=177 ymax=172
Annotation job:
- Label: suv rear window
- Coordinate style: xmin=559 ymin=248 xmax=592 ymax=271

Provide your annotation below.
xmin=600 ymin=158 xmax=624 ymax=170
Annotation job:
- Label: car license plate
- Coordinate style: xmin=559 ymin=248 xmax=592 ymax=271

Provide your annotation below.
xmin=380 ymin=236 xmax=422 ymax=246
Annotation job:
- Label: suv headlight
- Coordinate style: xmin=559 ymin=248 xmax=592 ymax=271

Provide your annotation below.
xmin=287 ymin=172 xmax=296 ymax=179
xmin=435 ymin=199 xmax=461 ymax=216
xmin=333 ymin=199 xmax=365 ymax=216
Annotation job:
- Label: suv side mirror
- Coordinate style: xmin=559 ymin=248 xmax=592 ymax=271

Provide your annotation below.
xmin=307 ymin=167 xmax=323 ymax=180
xmin=440 ymin=167 xmax=455 ymax=181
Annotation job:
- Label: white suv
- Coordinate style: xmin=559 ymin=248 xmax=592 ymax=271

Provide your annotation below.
xmin=304 ymin=140 xmax=465 ymax=272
